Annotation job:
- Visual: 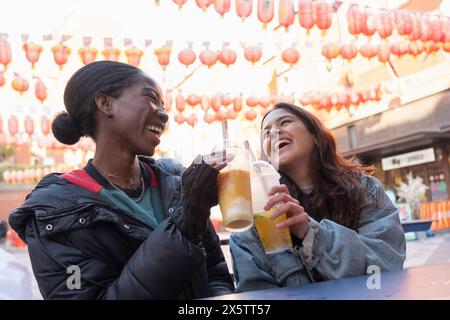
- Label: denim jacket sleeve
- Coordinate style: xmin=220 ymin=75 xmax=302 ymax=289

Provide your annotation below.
xmin=299 ymin=175 xmax=407 ymax=280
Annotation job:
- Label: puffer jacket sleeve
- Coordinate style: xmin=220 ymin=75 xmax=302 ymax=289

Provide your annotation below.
xmin=25 ymin=216 xmax=206 ymax=300
xmin=299 ymin=176 xmax=407 ymax=280
xmin=201 ymin=220 xmax=235 ymax=296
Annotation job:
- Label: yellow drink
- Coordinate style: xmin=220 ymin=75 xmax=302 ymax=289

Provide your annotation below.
xmin=254 ymin=208 xmax=293 ymax=254
xmin=217 ymin=169 xmax=253 ymax=231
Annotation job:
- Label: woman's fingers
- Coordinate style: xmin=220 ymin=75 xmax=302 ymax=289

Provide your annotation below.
xmin=264 ymin=191 xmax=299 ymax=211
xmin=270 ymin=202 xmax=304 ymax=221
xmin=276 ymin=210 xmax=308 ymax=229
xmin=268 ymin=184 xmax=290 ymax=196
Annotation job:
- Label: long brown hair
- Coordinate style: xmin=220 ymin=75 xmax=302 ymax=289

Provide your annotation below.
xmin=262 ymin=103 xmax=374 ymax=230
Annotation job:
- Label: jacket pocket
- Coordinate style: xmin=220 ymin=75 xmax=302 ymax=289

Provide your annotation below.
xmin=266 ymin=250 xmax=304 ymax=284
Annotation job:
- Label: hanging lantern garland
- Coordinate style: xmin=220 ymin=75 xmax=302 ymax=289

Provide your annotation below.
xmin=214 ymin=0 xmax=231 ymax=17
xmin=78 ymin=45 xmax=98 ymax=65
xmin=243 ymin=43 xmax=263 ymax=65
xmin=154 ymin=43 xmax=172 ymax=70
xmin=199 ymin=43 xmax=219 ymax=68
xmin=218 ymin=43 xmax=237 ymax=67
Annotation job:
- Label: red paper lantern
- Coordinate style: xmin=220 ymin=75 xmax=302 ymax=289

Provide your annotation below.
xmin=211 ymin=93 xmax=223 ymax=112
xmin=299 ymin=93 xmax=311 ymax=106
xmin=218 ymin=46 xmax=237 ymax=67
xmin=347 ymin=5 xmax=365 ymax=37
xmin=350 ymin=91 xmax=361 ymax=106
xmin=409 ymin=14 xmax=422 ymax=41
xmin=125 ymin=47 xmax=144 ymax=67
xmin=178 ymin=43 xmax=197 ymax=68
xmin=201 ymin=95 xmax=210 ymax=111
xmin=298 ymin=0 xmax=316 ymax=34
xmin=187 ymin=94 xmax=201 ymax=107
xmin=340 ymin=43 xmax=358 ymax=60
xmin=51 ymin=44 xmax=71 ymax=70
xmin=244 ymin=44 xmax=263 ymax=64
xmin=164 ymin=90 xmax=173 ymax=113
xmin=246 ymin=96 xmax=259 ymax=107
xmin=377 ymin=41 xmax=391 ymax=63
xmin=215 ymin=109 xmax=226 ymax=121
xmin=0 ymin=71 xmax=5 ymax=87
xmin=257 ymin=0 xmax=274 ymax=28
xmin=236 ymin=0 xmax=253 ymax=21
xmin=41 ymin=116 xmax=51 ymax=135
xmin=175 ymin=92 xmax=186 ymax=112
xmin=196 ymin=0 xmax=213 ymax=11
xmin=12 ymin=74 xmax=29 ymax=95
xmin=259 ymin=96 xmax=271 ymax=108
xmin=391 ymin=41 xmax=408 ymax=57
xmin=214 ymin=0 xmax=231 ymax=17
xmin=319 ymin=95 xmax=332 ymax=112
xmin=394 ymin=10 xmax=413 ymax=37
xmin=441 ymin=18 xmax=450 ymax=43
xmin=102 ymin=47 xmax=121 ymax=61
xmin=375 ymin=11 xmax=393 ymax=39
xmin=245 ymin=110 xmax=257 ymax=121
xmin=78 ymin=46 xmax=98 ymax=65
xmin=408 ymin=41 xmax=425 ymax=56
xmin=322 ymin=42 xmax=340 ymax=60
xmin=430 ymin=18 xmax=443 ymax=43
xmin=203 ymin=111 xmax=215 ymax=124
xmin=362 ymin=9 xmax=376 ymax=37
xmin=314 ymin=1 xmax=333 ymax=33
xmin=281 ymin=47 xmax=300 ymax=66
xmin=233 ymin=94 xmax=243 ymax=112
xmin=339 ymin=93 xmax=351 ymax=109
xmin=221 ymin=93 xmax=233 ymax=106
xmin=443 ymin=42 xmax=450 ymax=53
xmin=24 ymin=116 xmax=34 ymax=136
xmin=23 ymin=43 xmax=43 ymax=69
xmin=420 ymin=15 xmax=432 ymax=43
xmin=34 ymin=77 xmax=47 ymax=103
xmin=279 ymin=0 xmax=295 ymax=31
xmin=172 ymin=0 xmax=188 ymax=9
xmin=187 ymin=114 xmax=198 ymax=128
xmin=225 ymin=109 xmax=238 ymax=120
xmin=0 ymin=37 xmax=12 ymax=71
xmin=330 ymin=93 xmax=340 ymax=110
xmin=154 ymin=45 xmax=172 ymax=69
xmin=424 ymin=41 xmax=440 ymax=55
xmin=8 ymin=116 xmax=19 ymax=135
xmin=174 ymin=113 xmax=185 ymax=124
xmin=199 ymin=46 xmax=219 ymax=68
xmin=359 ymin=43 xmax=377 ymax=59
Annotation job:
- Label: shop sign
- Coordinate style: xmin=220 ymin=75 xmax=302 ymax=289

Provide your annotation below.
xmin=382 ymin=148 xmax=435 ymax=171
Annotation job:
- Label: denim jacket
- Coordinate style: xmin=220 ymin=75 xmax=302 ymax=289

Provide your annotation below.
xmin=229 ymin=175 xmax=407 ymax=293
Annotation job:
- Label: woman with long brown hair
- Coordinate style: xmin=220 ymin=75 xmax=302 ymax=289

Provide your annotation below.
xmin=230 ymin=103 xmax=406 ymax=292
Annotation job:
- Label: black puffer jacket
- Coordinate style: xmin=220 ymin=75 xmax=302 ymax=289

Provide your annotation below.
xmin=8 ymin=157 xmax=234 ymax=299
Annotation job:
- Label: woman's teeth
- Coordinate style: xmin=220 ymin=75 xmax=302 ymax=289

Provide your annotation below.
xmin=275 ymin=138 xmax=292 ymax=150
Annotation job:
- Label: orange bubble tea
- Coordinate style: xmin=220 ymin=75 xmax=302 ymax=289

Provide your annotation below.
xmin=217 ymin=145 xmax=254 ymax=232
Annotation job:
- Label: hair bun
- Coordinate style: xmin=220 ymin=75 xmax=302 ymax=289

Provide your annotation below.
xmin=51 ymin=112 xmax=83 ymax=145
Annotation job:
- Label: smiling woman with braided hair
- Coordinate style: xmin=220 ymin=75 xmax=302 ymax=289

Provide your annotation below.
xmin=9 ymin=61 xmax=234 ymax=299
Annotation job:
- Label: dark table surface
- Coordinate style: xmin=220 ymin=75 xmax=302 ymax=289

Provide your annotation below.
xmin=210 ymin=262 xmax=450 ymax=300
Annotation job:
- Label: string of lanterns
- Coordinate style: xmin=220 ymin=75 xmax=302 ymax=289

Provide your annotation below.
xmin=164 ymin=85 xmax=384 ymax=127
